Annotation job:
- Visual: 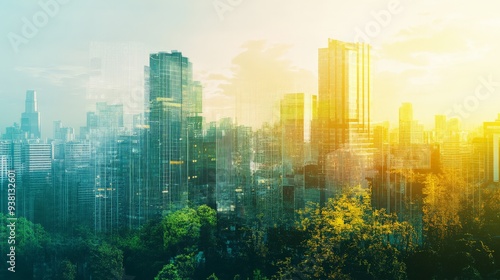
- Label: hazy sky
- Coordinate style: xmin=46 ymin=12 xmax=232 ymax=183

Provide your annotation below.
xmin=1 ymin=0 xmax=500 ymax=137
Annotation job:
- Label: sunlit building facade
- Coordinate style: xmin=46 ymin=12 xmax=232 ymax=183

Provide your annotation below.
xmin=399 ymin=103 xmax=424 ymax=146
xmin=316 ymin=39 xmax=373 ymax=191
xmin=484 ymin=114 xmax=500 ymax=183
xmin=280 ymin=93 xmax=317 ymax=173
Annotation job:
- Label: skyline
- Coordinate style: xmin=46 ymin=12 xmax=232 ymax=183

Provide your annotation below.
xmin=3 ymin=3 xmax=500 ymax=277
xmin=2 ymin=1 xmax=500 ymax=137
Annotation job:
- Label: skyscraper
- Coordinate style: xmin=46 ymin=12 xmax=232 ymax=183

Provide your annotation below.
xmin=434 ymin=115 xmax=447 ymax=143
xmin=316 ymin=39 xmax=372 ymax=159
xmin=50 ymin=142 xmax=92 ymax=232
xmin=280 ymin=93 xmax=317 ymax=172
xmin=21 ymin=90 xmax=41 ymax=139
xmin=399 ymin=103 xmax=424 ymax=146
xmin=91 ymin=103 xmax=125 ymax=233
xmin=22 ymin=142 xmax=52 ymax=224
xmin=399 ymin=103 xmax=414 ymax=146
xmin=148 ymin=51 xmax=202 ymax=214
xmin=53 ymin=120 xmax=75 ymax=142
xmin=315 ymin=39 xmax=373 ymax=191
xmin=484 ymin=114 xmax=500 ymax=183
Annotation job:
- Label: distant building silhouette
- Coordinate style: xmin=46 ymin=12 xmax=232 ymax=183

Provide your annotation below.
xmin=21 ymin=90 xmax=41 ymax=139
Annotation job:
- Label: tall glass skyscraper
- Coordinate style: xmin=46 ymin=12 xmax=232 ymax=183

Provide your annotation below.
xmin=317 ymin=39 xmax=371 ymax=151
xmin=22 ymin=142 xmax=52 ymax=224
xmin=280 ymin=93 xmax=317 ymax=172
xmin=21 ymin=90 xmax=41 ymax=139
xmin=148 ymin=51 xmax=202 ymax=214
xmin=399 ymin=102 xmax=414 ymax=146
xmin=315 ymin=39 xmax=373 ymax=192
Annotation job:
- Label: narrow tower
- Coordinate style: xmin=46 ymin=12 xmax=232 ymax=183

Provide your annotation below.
xmin=21 ymin=90 xmax=41 ymax=139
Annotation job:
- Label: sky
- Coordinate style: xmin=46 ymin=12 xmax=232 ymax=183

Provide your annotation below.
xmin=1 ymin=0 xmax=500 ymax=138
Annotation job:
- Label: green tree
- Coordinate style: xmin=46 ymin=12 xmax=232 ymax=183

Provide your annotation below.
xmin=406 ymin=237 xmax=494 ymax=280
xmin=439 ymin=237 xmax=494 ymax=278
xmin=89 ymin=242 xmax=124 ymax=280
xmin=134 ymin=218 xmax=170 ymax=279
xmin=197 ymin=205 xmax=217 ymax=252
xmin=155 ymin=263 xmax=181 ymax=280
xmin=163 ymin=207 xmax=202 ymax=253
xmin=0 ymin=213 xmax=51 ymax=279
xmin=252 ymin=269 xmax=268 ymax=280
xmin=206 ymin=273 xmax=219 ymax=280
xmin=422 ymin=172 xmax=463 ymax=246
xmin=55 ymin=259 xmax=76 ymax=280
xmin=197 ymin=205 xmax=217 ymax=228
xmin=288 ymin=187 xmax=413 ymax=279
xmin=482 ymin=187 xmax=500 ymax=235
xmin=158 ymin=206 xmax=217 ymax=278
xmin=155 ymin=253 xmax=196 ymax=280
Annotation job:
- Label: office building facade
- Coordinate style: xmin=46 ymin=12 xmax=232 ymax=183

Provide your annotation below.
xmin=148 ymin=51 xmax=202 ymax=214
xmin=21 ymin=90 xmax=41 ymax=139
xmin=315 ymin=39 xmax=373 ymax=192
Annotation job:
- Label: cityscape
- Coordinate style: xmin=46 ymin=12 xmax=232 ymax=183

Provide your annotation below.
xmin=2 ymin=1 xmax=500 ymax=280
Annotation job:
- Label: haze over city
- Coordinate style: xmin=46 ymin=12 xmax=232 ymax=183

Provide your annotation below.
xmin=5 ymin=1 xmax=500 ymax=279
xmin=2 ymin=0 xmax=500 ymax=137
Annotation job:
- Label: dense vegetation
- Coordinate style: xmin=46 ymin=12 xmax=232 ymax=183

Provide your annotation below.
xmin=2 ymin=174 xmax=500 ymax=279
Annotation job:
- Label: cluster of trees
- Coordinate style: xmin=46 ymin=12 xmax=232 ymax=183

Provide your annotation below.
xmin=408 ymin=171 xmax=499 ymax=279
xmin=0 ymin=205 xmax=217 ymax=280
xmin=0 ymin=213 xmax=125 ymax=280
xmin=2 ymin=171 xmax=500 ymax=279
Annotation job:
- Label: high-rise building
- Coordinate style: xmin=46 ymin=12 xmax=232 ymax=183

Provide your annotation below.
xmin=279 ymin=93 xmax=318 ymax=223
xmin=253 ymin=122 xmax=283 ymax=226
xmin=0 ymin=142 xmax=14 ymax=217
xmin=399 ymin=103 xmax=424 ymax=145
xmin=92 ymin=103 xmax=125 ymax=232
xmin=437 ymin=116 xmax=463 ymax=170
xmin=53 ymin=120 xmax=75 ymax=142
xmin=147 ymin=51 xmax=202 ymax=214
xmin=117 ymin=134 xmax=146 ymax=229
xmin=186 ymin=115 xmax=205 ymax=206
xmin=2 ymin=123 xmax=24 ymax=141
xmin=280 ymin=93 xmax=317 ymax=173
xmin=315 ymin=39 xmax=373 ymax=192
xmin=484 ymin=114 xmax=500 ymax=183
xmin=76 ymin=102 xmax=128 ymax=232
xmin=316 ymin=39 xmax=371 ymax=154
xmin=399 ymin=103 xmax=413 ymax=146
xmin=434 ymin=115 xmax=447 ymax=143
xmin=21 ymin=90 xmax=41 ymax=139
xmin=96 ymin=102 xmax=124 ymax=129
xmin=22 ymin=142 xmax=52 ymax=224
xmin=50 ymin=142 xmax=93 ymax=232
